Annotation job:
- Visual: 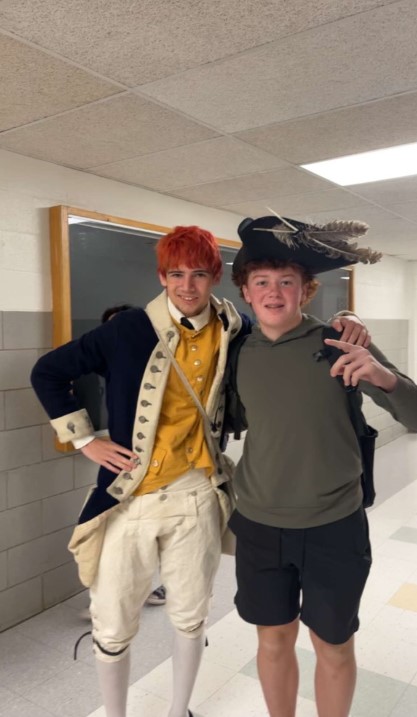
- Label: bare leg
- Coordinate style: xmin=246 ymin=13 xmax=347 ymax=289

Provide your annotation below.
xmin=310 ymin=630 xmax=356 ymax=717
xmin=257 ymin=619 xmax=299 ymax=717
xmin=96 ymin=651 xmax=130 ymax=717
xmin=167 ymin=629 xmax=205 ymax=717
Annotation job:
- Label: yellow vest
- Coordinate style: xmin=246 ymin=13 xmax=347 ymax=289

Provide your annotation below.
xmin=135 ymin=312 xmax=221 ymax=495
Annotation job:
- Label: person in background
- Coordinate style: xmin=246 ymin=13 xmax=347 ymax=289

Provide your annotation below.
xmin=226 ymin=214 xmax=417 ymax=717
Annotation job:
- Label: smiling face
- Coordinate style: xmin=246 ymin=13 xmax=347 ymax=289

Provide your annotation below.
xmin=242 ymin=265 xmax=308 ymax=341
xmin=159 ymin=265 xmax=216 ymax=317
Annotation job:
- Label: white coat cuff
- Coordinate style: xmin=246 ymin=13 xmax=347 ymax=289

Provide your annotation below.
xmin=50 ymin=409 xmax=95 ymax=443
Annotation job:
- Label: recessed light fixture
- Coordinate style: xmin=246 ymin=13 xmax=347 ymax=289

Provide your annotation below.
xmin=302 ymin=142 xmax=417 ymax=186
xmin=225 ymin=261 xmax=234 ymax=265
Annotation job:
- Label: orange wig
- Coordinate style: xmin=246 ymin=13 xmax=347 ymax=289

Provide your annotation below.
xmin=156 ymin=226 xmax=223 ymax=281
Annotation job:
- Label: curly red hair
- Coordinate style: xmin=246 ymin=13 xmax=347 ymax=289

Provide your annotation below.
xmin=156 ymin=226 xmax=223 ymax=281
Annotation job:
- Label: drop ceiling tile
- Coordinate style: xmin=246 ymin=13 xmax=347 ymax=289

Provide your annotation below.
xmin=386 ymin=202 xmax=417 ymax=224
xmin=0 ymin=0 xmax=389 ymax=85
xmin=0 ymin=94 xmax=218 ymax=169
xmin=170 ymin=167 xmax=329 ymax=206
xmin=349 ymin=176 xmax=417 ymax=206
xmin=139 ymin=1 xmax=417 ymax=132
xmin=377 ymin=239 xmax=417 ymax=259
xmin=235 ymin=91 xmax=417 ymax=164
xmin=92 ymin=137 xmax=286 ymax=191
xmin=0 ymin=34 xmax=119 ymax=131
xmin=220 ymin=188 xmax=369 ymax=218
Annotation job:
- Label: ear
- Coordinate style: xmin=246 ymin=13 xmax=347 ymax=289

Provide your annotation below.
xmin=242 ymin=285 xmax=251 ymax=304
xmin=158 ymin=271 xmax=167 ymax=287
xmin=300 ymin=282 xmax=308 ymax=306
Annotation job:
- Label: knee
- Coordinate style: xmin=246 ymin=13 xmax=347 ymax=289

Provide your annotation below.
xmin=310 ymin=630 xmax=355 ymax=669
xmin=93 ymin=638 xmax=131 ymax=663
xmin=91 ymin=621 xmax=135 ymax=663
xmin=258 ymin=620 xmax=299 ymax=662
xmin=173 ymin=619 xmax=205 ymax=639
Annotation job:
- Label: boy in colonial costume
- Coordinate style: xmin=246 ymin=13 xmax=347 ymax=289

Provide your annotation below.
xmin=228 ymin=214 xmax=417 ymax=717
xmin=31 ymin=223 xmax=369 ymax=717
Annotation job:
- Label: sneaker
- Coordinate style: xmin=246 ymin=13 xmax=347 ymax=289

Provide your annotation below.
xmin=146 ymin=585 xmax=166 ymax=605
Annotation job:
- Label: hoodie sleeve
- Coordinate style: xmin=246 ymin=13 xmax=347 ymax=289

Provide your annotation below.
xmin=360 ymin=343 xmax=417 ymax=432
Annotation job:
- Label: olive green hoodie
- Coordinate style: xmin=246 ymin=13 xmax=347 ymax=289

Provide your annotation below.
xmin=233 ymin=315 xmax=417 ymax=528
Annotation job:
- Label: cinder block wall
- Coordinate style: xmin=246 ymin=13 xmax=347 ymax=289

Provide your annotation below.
xmin=0 ymin=310 xmax=96 ymax=631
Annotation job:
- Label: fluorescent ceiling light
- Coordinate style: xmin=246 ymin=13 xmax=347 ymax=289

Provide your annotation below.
xmin=302 ymin=142 xmax=417 ymax=186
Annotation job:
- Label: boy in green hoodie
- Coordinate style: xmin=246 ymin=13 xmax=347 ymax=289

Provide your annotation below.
xmin=227 ymin=214 xmax=417 ymax=717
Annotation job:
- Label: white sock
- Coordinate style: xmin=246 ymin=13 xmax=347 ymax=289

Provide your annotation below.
xmin=96 ymin=651 xmax=130 ymax=717
xmin=167 ymin=630 xmax=205 ymax=717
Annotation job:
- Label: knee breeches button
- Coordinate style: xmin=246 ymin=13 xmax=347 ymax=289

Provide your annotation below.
xmin=159 ymin=494 xmax=168 ymax=501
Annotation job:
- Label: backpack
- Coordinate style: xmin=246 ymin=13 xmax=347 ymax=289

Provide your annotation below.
xmin=224 ymin=325 xmax=378 ymax=508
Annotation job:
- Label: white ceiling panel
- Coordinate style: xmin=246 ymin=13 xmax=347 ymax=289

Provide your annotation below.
xmin=384 ymin=202 xmax=417 ymax=224
xmin=139 ymin=1 xmax=417 ymax=132
xmin=0 ymin=34 xmax=120 ymax=131
xmin=0 ymin=94 xmax=219 ymax=169
xmin=170 ymin=167 xmax=330 ymax=206
xmin=348 ymin=176 xmax=417 ymax=207
xmin=235 ymin=91 xmax=417 ymax=164
xmin=92 ymin=138 xmax=286 ymax=191
xmin=0 ymin=0 xmax=391 ymax=86
xmin=220 ymin=188 xmax=369 ymax=218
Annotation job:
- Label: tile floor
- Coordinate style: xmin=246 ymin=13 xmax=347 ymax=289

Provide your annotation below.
xmin=2 ymin=433 xmax=417 ymax=716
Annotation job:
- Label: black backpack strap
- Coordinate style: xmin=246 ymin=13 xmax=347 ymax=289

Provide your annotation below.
xmin=319 ymin=326 xmax=378 ymax=507
xmin=320 ymin=326 xmax=365 ymax=428
xmin=223 ymin=333 xmax=249 ymax=440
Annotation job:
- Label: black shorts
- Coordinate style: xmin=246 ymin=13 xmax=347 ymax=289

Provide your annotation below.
xmin=229 ymin=507 xmax=372 ymax=645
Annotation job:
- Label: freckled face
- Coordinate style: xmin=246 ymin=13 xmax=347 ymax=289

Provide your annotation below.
xmin=243 ymin=267 xmax=307 ymax=340
xmin=159 ymin=265 xmax=216 ymax=317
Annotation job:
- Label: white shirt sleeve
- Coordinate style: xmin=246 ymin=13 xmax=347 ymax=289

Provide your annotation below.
xmin=72 ymin=435 xmax=96 ymax=450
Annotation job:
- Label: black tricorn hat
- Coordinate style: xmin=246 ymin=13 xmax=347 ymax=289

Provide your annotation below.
xmin=233 ymin=213 xmax=382 ymax=275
